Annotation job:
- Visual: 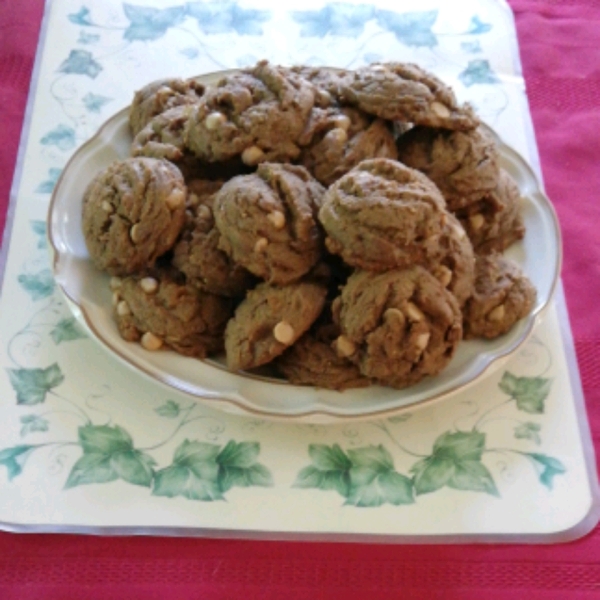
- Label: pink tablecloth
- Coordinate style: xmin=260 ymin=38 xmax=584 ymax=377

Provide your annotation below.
xmin=1 ymin=0 xmax=600 ymax=597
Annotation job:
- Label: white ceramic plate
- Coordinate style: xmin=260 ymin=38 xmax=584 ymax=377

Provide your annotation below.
xmin=48 ymin=74 xmax=561 ymax=424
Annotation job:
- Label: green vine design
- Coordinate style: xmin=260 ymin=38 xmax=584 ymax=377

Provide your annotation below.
xmin=293 ymin=371 xmax=565 ymax=507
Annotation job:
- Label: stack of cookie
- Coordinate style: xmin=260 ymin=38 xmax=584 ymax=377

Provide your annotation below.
xmin=80 ymin=60 xmax=536 ymax=391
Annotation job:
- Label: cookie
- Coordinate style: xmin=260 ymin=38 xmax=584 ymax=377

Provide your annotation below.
xmin=214 ymin=163 xmax=325 ymax=285
xmin=285 ymin=65 xmax=351 ymax=106
xmin=172 ymin=180 xmax=255 ymax=297
xmin=82 ymin=157 xmax=186 ymax=276
xmin=184 ymin=60 xmax=315 ymax=164
xmin=299 ymin=107 xmax=398 ymax=186
xmin=276 ymin=323 xmax=370 ymax=391
xmin=339 ymin=63 xmax=478 ymax=130
xmin=224 ymin=280 xmax=327 ymax=371
xmin=318 ymin=158 xmax=447 ymax=271
xmin=396 ymin=125 xmax=500 ymax=210
xmin=455 ymin=170 xmax=525 ymax=254
xmin=112 ymin=269 xmax=232 ymax=358
xmin=129 ymin=77 xmax=205 ymax=136
xmin=333 ymin=267 xmax=462 ymax=388
xmin=463 ymin=253 xmax=536 ymax=339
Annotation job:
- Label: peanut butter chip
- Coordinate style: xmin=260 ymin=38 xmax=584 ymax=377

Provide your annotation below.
xmin=204 ymin=111 xmax=226 ymax=130
xmin=431 ymin=101 xmax=451 ymax=118
xmin=140 ymin=277 xmax=158 ymax=294
xmin=325 ymin=128 xmax=348 ymax=144
xmin=254 ymin=237 xmax=269 ymax=253
xmin=165 ymin=188 xmax=185 ymax=210
xmin=488 ymin=304 xmax=505 ymax=322
xmin=335 ymin=335 xmax=356 ymax=358
xmin=196 ymin=204 xmax=212 ymax=220
xmin=405 ymin=302 xmax=425 ymax=323
xmin=109 ymin=277 xmax=122 ymax=290
xmin=241 ymin=145 xmax=265 ymax=166
xmin=273 ymin=321 xmax=295 ymax=345
xmin=267 ymin=210 xmax=286 ymax=230
xmin=141 ymin=331 xmax=163 ymax=351
xmin=435 ymin=265 xmax=453 ymax=288
xmin=101 ymin=200 xmax=114 ymax=213
xmin=384 ymin=308 xmax=406 ymax=327
xmin=116 ymin=300 xmax=131 ymax=316
xmin=332 ymin=114 xmax=351 ymax=131
xmin=415 ymin=332 xmax=431 ymax=351
xmin=469 ymin=213 xmax=485 ymax=231
xmin=130 ymin=223 xmax=142 ymax=243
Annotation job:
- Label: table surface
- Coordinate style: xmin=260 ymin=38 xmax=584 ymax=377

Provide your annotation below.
xmin=1 ymin=0 xmax=600 ymax=598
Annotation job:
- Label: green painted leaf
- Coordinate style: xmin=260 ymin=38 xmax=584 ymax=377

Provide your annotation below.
xmin=50 ymin=317 xmax=87 ymax=344
xmin=458 ymin=59 xmax=499 ymax=87
xmin=432 ymin=431 xmax=485 ymax=462
xmin=448 ymin=460 xmax=499 ymax=497
xmin=58 ymin=49 xmax=102 ymax=78
xmin=411 ymin=456 xmax=455 ymax=495
xmin=514 ymin=422 xmax=542 ymax=445
xmin=36 ymin=168 xmax=62 ymax=193
xmin=111 ymin=450 xmax=156 ymax=487
xmin=78 ymin=424 xmax=133 ymax=454
xmin=387 ymin=414 xmax=411 ymax=424
xmin=64 ymin=452 xmax=118 ymax=489
xmin=82 ymin=92 xmax=112 ymax=113
xmin=308 ymin=443 xmax=351 ymax=472
xmin=499 ymin=372 xmax=552 ymax=413
xmin=155 ymin=400 xmax=181 ymax=418
xmin=173 ymin=439 xmax=220 ymax=466
xmin=30 ymin=220 xmax=47 ymax=249
xmin=41 ymin=124 xmax=76 ymax=151
xmin=7 ymin=364 xmax=64 ymax=405
xmin=375 ymin=9 xmax=438 ymax=48
xmin=17 ymin=269 xmax=55 ymax=301
xmin=218 ymin=463 xmax=273 ymax=492
xmin=0 ymin=445 xmax=35 ymax=481
xmin=346 ymin=467 xmax=414 ymax=507
xmin=293 ymin=465 xmax=350 ymax=497
xmin=217 ymin=440 xmax=259 ymax=469
xmin=153 ymin=465 xmax=223 ymax=501
xmin=123 ymin=4 xmax=186 ymax=41
xmin=526 ymin=453 xmax=566 ymax=489
xmin=347 ymin=445 xmax=394 ymax=472
xmin=20 ymin=414 xmax=49 ymax=437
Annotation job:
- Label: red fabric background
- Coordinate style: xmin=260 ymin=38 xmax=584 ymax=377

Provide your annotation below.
xmin=1 ymin=0 xmax=600 ymax=597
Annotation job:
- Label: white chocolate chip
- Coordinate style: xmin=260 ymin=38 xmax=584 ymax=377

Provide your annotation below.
xmin=101 ymin=200 xmax=114 ymax=213
xmin=241 ymin=145 xmax=265 ymax=166
xmin=141 ymin=331 xmax=163 ymax=351
xmin=435 ymin=265 xmax=453 ymax=288
xmin=254 ymin=237 xmax=268 ymax=253
xmin=488 ymin=305 xmax=505 ymax=322
xmin=469 ymin=213 xmax=485 ymax=231
xmin=371 ymin=64 xmax=388 ymax=72
xmin=431 ymin=101 xmax=451 ymax=118
xmin=273 ymin=321 xmax=295 ymax=345
xmin=109 ymin=277 xmax=122 ymax=290
xmin=111 ymin=291 xmax=121 ymax=307
xmin=267 ymin=210 xmax=286 ymax=230
xmin=188 ymin=193 xmax=200 ymax=208
xmin=196 ymin=204 xmax=212 ymax=220
xmin=130 ymin=223 xmax=142 ymax=243
xmin=405 ymin=302 xmax=425 ymax=323
xmin=415 ymin=332 xmax=431 ymax=351
xmin=204 ymin=111 xmax=226 ymax=130
xmin=325 ymin=127 xmax=348 ymax=144
xmin=331 ymin=114 xmax=351 ymax=131
xmin=116 ymin=300 xmax=131 ymax=316
xmin=165 ymin=188 xmax=185 ymax=211
xmin=334 ymin=335 xmax=356 ymax=358
xmin=316 ymin=89 xmax=332 ymax=105
xmin=384 ymin=308 xmax=406 ymax=327
xmin=140 ymin=277 xmax=158 ymax=294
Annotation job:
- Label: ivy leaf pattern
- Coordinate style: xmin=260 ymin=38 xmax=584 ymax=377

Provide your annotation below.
xmin=499 ymin=372 xmax=551 ymax=414
xmin=50 ymin=317 xmax=88 ymax=344
xmin=36 ymin=168 xmax=62 ymax=193
xmin=524 ymin=453 xmax=566 ymax=489
xmin=294 ymin=443 xmax=352 ymax=497
xmin=40 ymin=124 xmax=76 ymax=151
xmin=459 ymin=59 xmax=499 ymax=86
xmin=82 ymin=92 xmax=112 ymax=113
xmin=375 ymin=9 xmax=438 ymax=47
xmin=411 ymin=431 xmax=498 ymax=496
xmin=216 ymin=441 xmax=273 ymax=492
xmin=187 ymin=1 xmax=271 ymax=36
xmin=20 ymin=415 xmax=50 ymax=437
xmin=155 ymin=400 xmax=181 ymax=418
xmin=77 ymin=31 xmax=100 ymax=45
xmin=461 ymin=40 xmax=482 ymax=54
xmin=514 ymin=422 xmax=542 ymax=445
xmin=17 ymin=269 xmax=55 ymax=301
xmin=65 ymin=424 xmax=156 ymax=489
xmin=292 ymin=4 xmax=374 ymax=38
xmin=30 ymin=220 xmax=47 ymax=249
xmin=0 ymin=445 xmax=36 ymax=481
xmin=152 ymin=439 xmax=223 ymax=501
xmin=58 ymin=49 xmax=103 ymax=78
xmin=387 ymin=414 xmax=412 ymax=424
xmin=122 ymin=3 xmax=186 ymax=41
xmin=468 ymin=15 xmax=492 ymax=35
xmin=7 ymin=364 xmax=65 ymax=405
xmin=68 ymin=6 xmax=93 ymax=26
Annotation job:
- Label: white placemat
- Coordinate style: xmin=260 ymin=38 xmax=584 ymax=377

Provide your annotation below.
xmin=0 ymin=0 xmax=597 ymax=542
